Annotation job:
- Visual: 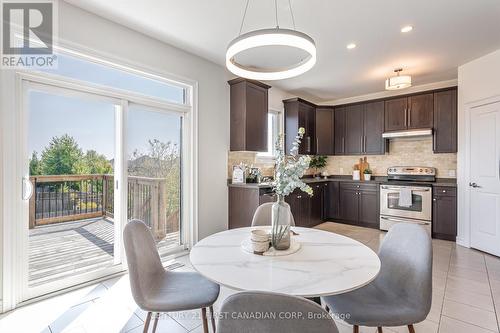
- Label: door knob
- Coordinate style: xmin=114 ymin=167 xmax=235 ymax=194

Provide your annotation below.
xmin=469 ymin=182 xmax=481 ymax=188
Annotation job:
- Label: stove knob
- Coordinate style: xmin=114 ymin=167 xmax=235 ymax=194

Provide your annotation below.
xmin=419 ymin=168 xmax=423 ymax=172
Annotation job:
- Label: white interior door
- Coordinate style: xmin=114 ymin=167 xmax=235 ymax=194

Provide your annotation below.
xmin=469 ymin=100 xmax=500 ymax=256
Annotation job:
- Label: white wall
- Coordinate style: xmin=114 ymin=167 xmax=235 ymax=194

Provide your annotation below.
xmin=457 ymin=49 xmax=500 ymax=247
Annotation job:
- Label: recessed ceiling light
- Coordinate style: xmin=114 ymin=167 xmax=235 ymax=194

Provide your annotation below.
xmin=346 ymin=43 xmax=356 ymax=49
xmin=401 ymin=25 xmax=413 ymax=33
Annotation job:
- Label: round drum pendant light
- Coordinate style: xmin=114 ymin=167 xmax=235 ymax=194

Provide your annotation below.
xmin=226 ymin=0 xmax=316 ymax=80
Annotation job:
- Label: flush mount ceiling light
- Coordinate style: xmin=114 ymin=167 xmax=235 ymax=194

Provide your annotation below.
xmin=385 ymin=68 xmax=412 ymax=90
xmin=346 ymin=43 xmax=357 ymax=49
xmin=401 ymin=25 xmax=414 ymax=33
xmin=226 ymin=0 xmax=316 ymax=80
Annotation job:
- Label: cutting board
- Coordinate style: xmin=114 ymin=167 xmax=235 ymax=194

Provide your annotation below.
xmin=357 ymin=157 xmax=369 ymax=181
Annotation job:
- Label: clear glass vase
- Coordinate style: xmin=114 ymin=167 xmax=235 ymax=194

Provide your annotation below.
xmin=271 ymin=195 xmax=291 ymax=250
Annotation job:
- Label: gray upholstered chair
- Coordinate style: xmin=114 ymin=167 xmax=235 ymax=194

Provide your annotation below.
xmin=251 ymin=202 xmax=296 ymax=227
xmin=322 ymin=223 xmax=432 ymax=333
xmin=123 ymin=220 xmax=220 ymax=333
xmin=218 ymin=291 xmax=339 ymax=333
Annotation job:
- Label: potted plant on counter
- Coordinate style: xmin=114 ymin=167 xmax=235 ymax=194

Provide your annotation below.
xmin=272 ymin=127 xmax=313 ymax=250
xmin=309 ymin=155 xmax=327 ymax=179
xmin=364 ymin=168 xmax=373 ymax=181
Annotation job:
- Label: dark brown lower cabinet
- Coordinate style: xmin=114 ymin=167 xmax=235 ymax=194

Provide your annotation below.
xmin=340 ymin=187 xmax=359 ymax=222
xmin=338 ymin=182 xmax=379 ymax=229
xmin=325 ymin=181 xmax=340 ymax=220
xmin=358 ymin=188 xmax=379 ymax=228
xmin=286 ymin=182 xmax=327 ymax=227
xmin=228 ymin=186 xmax=261 ymax=229
xmin=432 ymin=186 xmax=457 ymax=241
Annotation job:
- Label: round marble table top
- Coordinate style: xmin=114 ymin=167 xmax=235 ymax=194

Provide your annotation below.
xmin=189 ymin=227 xmax=381 ymax=298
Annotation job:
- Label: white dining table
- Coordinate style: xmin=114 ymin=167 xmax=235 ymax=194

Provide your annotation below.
xmin=189 ymin=227 xmax=381 ymax=298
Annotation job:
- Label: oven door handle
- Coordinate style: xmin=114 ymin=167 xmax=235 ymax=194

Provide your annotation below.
xmin=380 ymin=216 xmax=429 ymax=225
xmin=380 ymin=186 xmax=430 ymax=192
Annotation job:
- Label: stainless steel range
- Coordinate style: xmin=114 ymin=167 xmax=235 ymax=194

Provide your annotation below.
xmin=379 ymin=166 xmax=435 ymax=233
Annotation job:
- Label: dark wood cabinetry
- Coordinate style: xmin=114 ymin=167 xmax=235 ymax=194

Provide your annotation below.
xmin=229 ymin=78 xmax=271 ymax=152
xmin=315 ymin=107 xmax=334 ymax=155
xmin=337 ymin=102 xmax=386 ymax=155
xmin=433 ymin=89 xmax=457 ymax=153
xmin=432 ymin=186 xmax=457 ymax=241
xmin=408 ymin=93 xmax=434 ymax=129
xmin=286 ymin=182 xmax=327 ymax=227
xmin=228 ymin=186 xmax=261 ymax=229
xmin=325 ymin=181 xmax=340 ymax=219
xmin=363 ymin=101 xmax=386 ymax=154
xmin=344 ymin=105 xmax=364 ymax=155
xmin=385 ymin=93 xmax=434 ymax=131
xmin=284 ymin=98 xmax=316 ymax=155
xmin=334 ymin=107 xmax=346 ymax=155
xmin=385 ymin=97 xmax=408 ymax=131
xmin=338 ymin=182 xmax=379 ymax=228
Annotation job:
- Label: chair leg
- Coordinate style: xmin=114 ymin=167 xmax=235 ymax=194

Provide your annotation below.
xmin=353 ymin=325 xmax=359 ymax=333
xmin=209 ymin=305 xmax=216 ymax=332
xmin=377 ymin=327 xmax=383 ymax=333
xmin=143 ymin=312 xmax=152 ymax=333
xmin=201 ymin=308 xmax=209 ymax=333
xmin=408 ymin=324 xmax=415 ymax=333
xmin=151 ymin=313 xmax=159 ymax=333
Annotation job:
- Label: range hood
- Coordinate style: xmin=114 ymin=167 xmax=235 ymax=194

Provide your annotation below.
xmin=382 ymin=128 xmax=433 ymax=139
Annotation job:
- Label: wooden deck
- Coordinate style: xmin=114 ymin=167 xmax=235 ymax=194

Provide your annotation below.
xmin=29 ymin=217 xmax=180 ymax=287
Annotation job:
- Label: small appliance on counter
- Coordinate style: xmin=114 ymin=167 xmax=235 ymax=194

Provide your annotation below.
xmin=379 ymin=166 xmax=436 ymax=234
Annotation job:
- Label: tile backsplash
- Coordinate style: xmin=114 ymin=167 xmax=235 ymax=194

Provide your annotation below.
xmin=228 ymin=137 xmax=457 ymax=179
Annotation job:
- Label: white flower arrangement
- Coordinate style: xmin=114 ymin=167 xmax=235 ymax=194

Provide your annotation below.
xmin=272 ymin=127 xmax=313 ymax=198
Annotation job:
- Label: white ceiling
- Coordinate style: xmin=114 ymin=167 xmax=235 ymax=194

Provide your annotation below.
xmin=65 ymin=0 xmax=500 ymax=102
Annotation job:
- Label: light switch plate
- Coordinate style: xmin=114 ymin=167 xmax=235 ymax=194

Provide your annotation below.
xmin=448 ymin=169 xmax=456 ymax=177
xmin=339 ymin=167 xmax=344 ymax=174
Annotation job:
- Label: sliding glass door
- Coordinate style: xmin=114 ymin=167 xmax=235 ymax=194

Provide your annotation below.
xmin=126 ymin=104 xmax=183 ymax=258
xmin=22 ymin=82 xmax=124 ymax=299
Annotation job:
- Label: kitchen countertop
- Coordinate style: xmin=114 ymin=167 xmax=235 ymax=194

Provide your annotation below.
xmin=228 ymin=176 xmax=457 ymax=188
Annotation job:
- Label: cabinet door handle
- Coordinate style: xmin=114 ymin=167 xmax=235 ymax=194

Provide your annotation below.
xmin=404 ymin=106 xmax=408 ymax=127
xmin=342 ymin=137 xmax=345 ymax=152
xmin=408 ymin=106 xmax=411 ymax=126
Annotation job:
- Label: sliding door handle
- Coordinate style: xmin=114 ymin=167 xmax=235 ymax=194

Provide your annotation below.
xmin=22 ymin=177 xmax=34 ymax=201
xmin=469 ymin=182 xmax=481 ymax=188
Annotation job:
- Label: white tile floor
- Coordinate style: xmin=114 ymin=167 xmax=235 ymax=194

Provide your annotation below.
xmin=1 ymin=222 xmax=499 ymax=333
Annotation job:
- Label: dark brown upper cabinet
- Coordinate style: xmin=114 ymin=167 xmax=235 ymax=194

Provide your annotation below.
xmin=315 ymin=107 xmax=334 ymax=155
xmin=344 ymin=104 xmax=364 ymax=155
xmin=284 ymin=98 xmax=316 ymax=155
xmin=385 ymin=97 xmax=408 ymax=131
xmin=433 ymin=88 xmax=457 ymax=153
xmin=337 ymin=102 xmax=386 ymax=156
xmin=334 ymin=106 xmax=346 ymax=155
xmin=229 ymin=78 xmax=271 ymax=152
xmin=363 ymin=101 xmax=386 ymax=154
xmin=408 ymin=93 xmax=434 ymax=129
xmin=385 ymin=93 xmax=433 ymax=131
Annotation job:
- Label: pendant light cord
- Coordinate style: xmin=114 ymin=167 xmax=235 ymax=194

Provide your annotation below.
xmin=238 ymin=0 xmax=250 ymax=35
xmin=275 ymin=0 xmax=279 ymax=28
xmin=288 ymin=0 xmax=296 ymax=30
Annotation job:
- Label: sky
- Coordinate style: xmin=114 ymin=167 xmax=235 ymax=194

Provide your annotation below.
xmin=28 ymin=53 xmax=183 ymax=161
xmin=28 ymin=91 xmax=181 ymax=160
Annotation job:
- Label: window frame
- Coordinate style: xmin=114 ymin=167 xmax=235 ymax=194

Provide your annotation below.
xmin=1 ymin=44 xmax=199 ymax=310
